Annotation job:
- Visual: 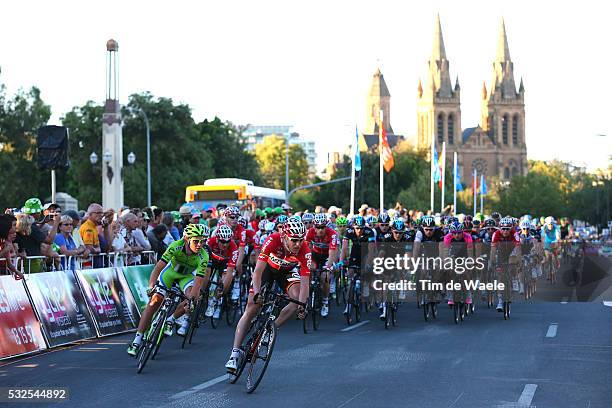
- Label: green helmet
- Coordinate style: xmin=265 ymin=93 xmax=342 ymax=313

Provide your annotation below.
xmin=336 ymin=216 xmax=348 ymax=227
xmin=273 ymin=207 xmax=283 ymax=215
xmin=255 ymin=209 xmax=265 ymax=218
xmin=264 ymin=207 xmax=273 ymax=215
xmin=183 ymin=223 xmax=210 ymax=238
xmin=171 ymin=211 xmax=181 ymax=223
xmin=23 ymin=198 xmax=43 ymax=214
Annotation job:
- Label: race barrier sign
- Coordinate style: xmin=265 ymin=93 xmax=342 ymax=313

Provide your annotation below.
xmin=122 ymin=265 xmax=154 ymax=314
xmin=25 ymin=271 xmax=97 ymax=347
xmin=0 ymin=276 xmax=47 ymax=359
xmin=75 ymin=268 xmax=140 ymax=336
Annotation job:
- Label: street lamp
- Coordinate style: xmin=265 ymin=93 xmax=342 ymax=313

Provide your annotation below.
xmin=90 ymin=151 xmax=98 ymax=165
xmin=129 ymin=107 xmax=151 ymax=207
xmin=127 ymin=151 xmax=136 ymax=165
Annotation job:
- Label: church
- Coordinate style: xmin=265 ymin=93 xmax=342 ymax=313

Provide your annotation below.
xmin=360 ymin=15 xmax=527 ymax=183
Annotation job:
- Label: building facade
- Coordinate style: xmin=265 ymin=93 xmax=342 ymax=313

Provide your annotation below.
xmin=416 ymin=15 xmax=527 ymax=183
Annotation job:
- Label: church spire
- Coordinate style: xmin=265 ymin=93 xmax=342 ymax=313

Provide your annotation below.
xmin=432 ymin=13 xmax=446 ymax=61
xmin=495 ymin=18 xmax=511 ymax=62
xmin=364 ymin=68 xmax=393 ymax=135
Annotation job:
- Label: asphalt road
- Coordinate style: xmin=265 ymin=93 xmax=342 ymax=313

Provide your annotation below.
xmin=1 ymin=257 xmax=611 ymax=408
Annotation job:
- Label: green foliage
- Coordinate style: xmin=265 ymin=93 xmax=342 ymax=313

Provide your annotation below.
xmin=0 ymin=77 xmax=52 ymax=209
xmin=254 ymin=135 xmax=309 ymax=190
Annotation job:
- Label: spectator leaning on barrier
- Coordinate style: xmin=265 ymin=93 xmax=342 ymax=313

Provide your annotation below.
xmin=147 ymin=223 xmax=168 ymax=260
xmin=121 ymin=212 xmax=148 ymax=265
xmin=15 ymin=213 xmax=46 ymax=273
xmin=64 ymin=210 xmax=87 ymax=256
xmin=21 ymin=198 xmax=61 ymax=261
xmin=80 ymin=203 xmax=109 ymax=268
xmin=54 ymin=215 xmax=86 ymax=270
xmin=0 ymin=214 xmax=22 ymax=278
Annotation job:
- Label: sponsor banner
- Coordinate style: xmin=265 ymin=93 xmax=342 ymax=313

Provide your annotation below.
xmin=25 ymin=271 xmax=97 ymax=347
xmin=122 ymin=265 xmax=154 ymax=313
xmin=0 ymin=276 xmax=47 ymax=359
xmin=75 ymin=268 xmax=139 ymax=336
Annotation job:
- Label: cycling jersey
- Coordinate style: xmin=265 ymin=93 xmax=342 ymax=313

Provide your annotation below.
xmin=518 ymin=232 xmax=535 ymax=255
xmin=375 ymin=227 xmax=393 ymax=242
xmin=443 ymin=232 xmax=474 ymax=258
xmin=258 ymin=232 xmax=311 ymax=276
xmin=414 ymin=228 xmax=444 ymax=258
xmin=231 ymin=224 xmax=246 ymax=248
xmin=207 ymin=236 xmax=239 ymax=269
xmin=542 ymin=225 xmax=560 ymax=250
xmin=305 ymin=227 xmax=339 ymax=255
xmin=492 ymin=230 xmax=520 ymax=263
xmin=343 ymin=227 xmax=376 ymax=264
xmin=158 ymin=239 xmax=210 ymax=291
xmin=478 ymin=229 xmax=496 ymax=244
xmin=560 ymin=224 xmax=569 ymax=240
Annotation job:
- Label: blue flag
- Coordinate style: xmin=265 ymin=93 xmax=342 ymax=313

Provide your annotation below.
xmin=481 ymin=175 xmax=487 ymax=195
xmin=455 ymin=166 xmax=463 ymax=192
xmin=432 ymin=144 xmax=441 ymax=183
xmin=354 ymin=125 xmax=361 ymax=172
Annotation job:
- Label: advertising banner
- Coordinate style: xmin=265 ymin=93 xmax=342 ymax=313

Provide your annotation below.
xmin=0 ymin=276 xmax=47 ymax=359
xmin=122 ymin=265 xmax=154 ymax=313
xmin=25 ymin=271 xmax=97 ymax=347
xmin=75 ymin=268 xmax=139 ymax=336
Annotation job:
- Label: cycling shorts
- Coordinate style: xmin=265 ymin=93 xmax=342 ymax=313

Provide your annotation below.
xmin=249 ymin=265 xmax=301 ymax=295
xmin=158 ymin=262 xmax=195 ymax=293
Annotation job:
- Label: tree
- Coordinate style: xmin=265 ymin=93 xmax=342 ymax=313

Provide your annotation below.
xmin=0 ymin=75 xmax=52 ymax=209
xmin=254 ymin=135 xmax=309 ymax=190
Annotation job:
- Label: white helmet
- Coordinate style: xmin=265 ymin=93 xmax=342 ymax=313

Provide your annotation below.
xmin=545 ymin=216 xmax=555 ymax=225
xmin=217 ymin=225 xmax=234 ymax=241
xmin=258 ymin=219 xmax=267 ymax=231
xmin=264 ymin=221 xmax=275 ymax=233
xmin=313 ymin=213 xmax=327 ymax=227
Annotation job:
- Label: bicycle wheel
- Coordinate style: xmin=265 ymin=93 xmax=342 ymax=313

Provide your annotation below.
xmin=391 ymin=303 xmax=397 ymax=327
xmin=453 ymin=303 xmax=459 ymax=324
xmin=354 ymin=294 xmax=361 ymax=323
xmin=503 ymin=301 xmax=510 ymax=320
xmin=226 ymin=295 xmax=237 ymax=326
xmin=246 ymin=321 xmax=277 ymax=393
xmin=431 ymin=302 xmax=438 ymax=319
xmin=185 ymin=297 xmax=205 ymax=347
xmin=137 ymin=311 xmax=164 ymax=373
xmin=423 ymin=301 xmax=430 ymax=322
xmin=459 ymin=303 xmax=465 ymax=322
xmin=345 ymin=303 xmax=352 ymax=326
xmin=312 ymin=287 xmax=320 ymax=331
xmin=210 ymin=297 xmax=222 ymax=329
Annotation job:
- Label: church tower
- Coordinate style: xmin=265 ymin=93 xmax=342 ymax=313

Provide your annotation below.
xmin=417 ymin=14 xmax=461 ymax=154
xmin=481 ymin=19 xmax=527 ymax=177
xmin=364 ymin=68 xmax=393 ymax=135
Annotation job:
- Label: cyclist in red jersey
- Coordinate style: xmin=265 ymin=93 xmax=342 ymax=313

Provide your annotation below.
xmin=305 ymin=213 xmax=339 ymax=317
xmin=223 ymin=206 xmax=247 ymax=277
xmin=203 ymin=224 xmax=239 ymax=318
xmin=225 ymin=218 xmax=310 ymax=373
xmin=490 ymin=217 xmax=520 ymax=311
xmin=443 ymin=222 xmax=475 ymax=305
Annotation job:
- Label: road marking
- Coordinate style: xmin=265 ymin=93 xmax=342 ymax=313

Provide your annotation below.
xmin=97 ymin=342 xmax=127 ymax=345
xmin=603 ymin=301 xmax=612 ymax=307
xmin=447 ymin=391 xmax=464 ymax=408
xmin=546 ymin=323 xmax=558 ymax=338
xmin=337 ymin=389 xmax=366 ymax=408
xmin=561 ymin=296 xmax=568 ymax=304
xmin=76 ymin=347 xmax=109 ymax=350
xmin=15 ymin=364 xmax=38 ymax=368
xmin=170 ymin=374 xmax=227 ymax=400
xmin=340 ymin=320 xmax=370 ymax=332
xmin=517 ymin=383 xmax=537 ymax=406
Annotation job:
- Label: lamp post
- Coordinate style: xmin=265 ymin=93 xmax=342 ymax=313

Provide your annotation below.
xmin=129 ymin=107 xmax=151 ymax=207
xmin=285 ymin=133 xmax=289 ymax=203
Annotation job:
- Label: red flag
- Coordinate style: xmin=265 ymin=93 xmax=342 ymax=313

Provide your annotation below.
xmin=380 ymin=125 xmax=394 ymax=172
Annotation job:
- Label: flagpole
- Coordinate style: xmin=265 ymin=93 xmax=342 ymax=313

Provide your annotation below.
xmin=453 ymin=152 xmax=457 ymax=215
xmin=473 ymin=169 xmax=477 ymax=217
xmin=430 ymin=137 xmax=434 ymax=214
xmin=480 ymin=174 xmax=484 ymax=215
xmin=440 ymin=142 xmax=446 ymax=214
xmin=379 ymin=110 xmax=384 ymax=212
xmin=350 ymin=125 xmax=357 ymax=215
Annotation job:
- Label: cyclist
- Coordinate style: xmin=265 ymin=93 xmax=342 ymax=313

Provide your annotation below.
xmin=222 ymin=206 xmax=247 ymax=279
xmin=275 ymin=214 xmax=288 ymax=233
xmin=338 ymin=215 xmax=376 ymax=315
xmin=443 ymin=221 xmax=474 ymax=306
xmin=490 ymin=217 xmax=520 ymax=311
xmin=541 ymin=216 xmax=561 ymax=280
xmin=413 ymin=216 xmax=445 ymax=306
xmin=204 ymin=224 xmax=239 ymax=318
xmin=127 ymin=224 xmax=210 ymax=355
xmin=336 ymin=216 xmax=348 ymax=240
xmin=479 ymin=218 xmax=497 ymax=244
xmin=305 ymin=213 xmax=339 ymax=317
xmin=302 ymin=212 xmax=314 ymax=231
xmin=225 ymin=218 xmax=310 ymax=373
xmin=375 ymin=213 xmax=392 ymax=243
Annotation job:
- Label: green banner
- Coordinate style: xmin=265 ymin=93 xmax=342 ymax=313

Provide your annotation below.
xmin=122 ymin=265 xmax=154 ymax=313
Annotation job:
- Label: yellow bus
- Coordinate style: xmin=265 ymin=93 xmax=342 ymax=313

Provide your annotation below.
xmin=184 ymin=178 xmax=286 ymax=210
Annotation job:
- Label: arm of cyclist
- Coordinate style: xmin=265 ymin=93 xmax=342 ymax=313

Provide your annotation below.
xmin=251 ymin=259 xmax=266 ymax=302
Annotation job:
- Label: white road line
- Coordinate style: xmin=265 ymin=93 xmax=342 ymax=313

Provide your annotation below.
xmin=170 ymin=374 xmax=227 ymax=400
xmin=561 ymin=296 xmax=568 ymax=304
xmin=340 ymin=320 xmax=370 ymax=332
xmin=546 ymin=323 xmax=558 ymax=338
xmin=517 ymin=383 xmax=538 ymax=406
xmin=603 ymin=301 xmax=612 ymax=307
xmin=337 ymin=389 xmax=367 ymax=408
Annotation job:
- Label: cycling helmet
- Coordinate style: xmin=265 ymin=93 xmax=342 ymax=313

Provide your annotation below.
xmin=531 ymin=218 xmax=540 ymax=228
xmin=391 ymin=219 xmax=405 ymax=232
xmin=258 ymin=219 xmax=267 ymax=231
xmin=184 ymin=223 xmax=210 ymax=238
xmin=491 ymin=212 xmax=501 ymax=220
xmin=273 ymin=207 xmax=283 ymax=215
xmin=484 ymin=218 xmax=497 ymax=228
xmin=276 ymin=214 xmax=288 ymax=224
xmin=421 ymin=216 xmax=435 ymax=228
xmin=216 ymin=225 xmax=234 ymax=241
xmin=520 ymin=220 xmax=531 ymax=229
xmin=283 ymin=218 xmax=306 ymax=238
xmin=463 ymin=220 xmax=473 ymax=231
xmin=264 ymin=221 xmax=275 ymax=233
xmin=288 ymin=215 xmax=302 ymax=222
xmin=544 ymin=216 xmax=555 ymax=225
xmin=353 ymin=215 xmax=366 ymax=228
xmin=499 ymin=217 xmax=513 ymax=228
xmin=336 ymin=216 xmax=348 ymax=227
xmin=224 ymin=206 xmax=240 ymax=218
xmin=301 ymin=213 xmax=314 ymax=223
xmin=237 ymin=216 xmax=248 ymax=228
xmin=472 ymin=219 xmax=481 ymax=227
xmin=449 ymin=221 xmax=464 ymax=233
xmin=264 ymin=207 xmax=273 ymax=216
xmin=313 ymin=213 xmax=327 ymax=227
xmin=366 ymin=215 xmax=378 ymax=226
xmin=464 ymin=215 xmax=473 ymax=223
xmin=379 ymin=212 xmax=391 ymax=224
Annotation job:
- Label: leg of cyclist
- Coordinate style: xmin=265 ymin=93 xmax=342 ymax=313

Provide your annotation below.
xmin=127 ymin=289 xmax=165 ymax=356
xmin=225 ymin=290 xmax=261 ymax=372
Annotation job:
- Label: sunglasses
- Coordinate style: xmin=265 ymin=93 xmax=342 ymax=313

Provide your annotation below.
xmin=289 ymin=238 xmax=304 ymax=243
xmin=61 ymin=223 xmax=73 ymax=227
xmin=191 ymin=238 xmax=206 ymax=245
xmin=315 ymin=226 xmax=326 ymax=229
xmin=227 ymin=215 xmax=238 ymax=220
xmin=379 ymin=223 xmax=389 ymax=227
xmin=487 ymin=227 xmax=496 ymax=230
xmin=218 ymin=239 xmax=231 ymax=244
xmin=392 ymin=230 xmax=403 ymax=234
xmin=354 ymin=227 xmax=363 ymax=230
xmin=424 ymin=228 xmax=433 ymax=232
xmin=501 ymin=227 xmax=511 ymax=231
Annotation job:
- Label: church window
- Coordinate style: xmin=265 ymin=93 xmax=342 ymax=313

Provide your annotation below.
xmin=448 ymin=114 xmax=454 ymax=144
xmin=504 ymin=167 xmax=510 ymax=179
xmin=437 ymin=113 xmax=444 ymax=144
xmin=502 ymin=114 xmax=509 ymax=145
xmin=512 ymin=114 xmax=519 ymax=145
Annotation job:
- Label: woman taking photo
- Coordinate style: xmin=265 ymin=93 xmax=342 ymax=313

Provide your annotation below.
xmin=54 ymin=215 xmax=87 ymax=270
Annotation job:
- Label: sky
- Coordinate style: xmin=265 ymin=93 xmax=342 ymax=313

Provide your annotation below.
xmin=1 ymin=0 xmax=610 ymax=173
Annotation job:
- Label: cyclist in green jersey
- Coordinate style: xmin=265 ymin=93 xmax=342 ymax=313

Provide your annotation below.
xmin=127 ymin=224 xmax=210 ymax=356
